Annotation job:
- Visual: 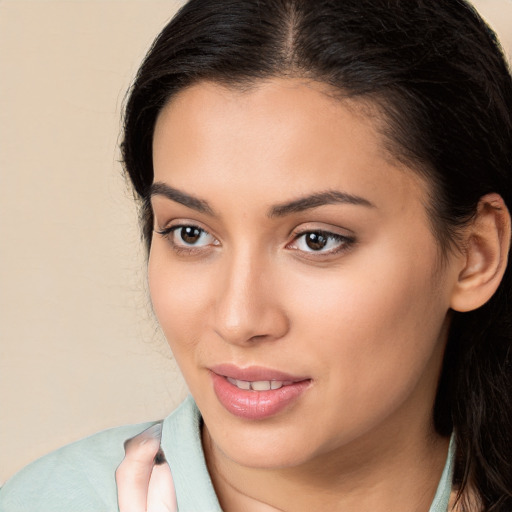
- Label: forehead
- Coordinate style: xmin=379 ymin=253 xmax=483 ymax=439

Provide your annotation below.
xmin=152 ymin=78 xmax=429 ymax=217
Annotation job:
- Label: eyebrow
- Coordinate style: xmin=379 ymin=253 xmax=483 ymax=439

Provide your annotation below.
xmin=150 ymin=182 xmax=215 ymax=215
xmin=150 ymin=182 xmax=374 ymax=217
xmin=269 ymin=190 xmax=375 ymax=217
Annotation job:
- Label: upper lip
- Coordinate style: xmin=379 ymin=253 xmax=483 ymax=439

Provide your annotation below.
xmin=210 ymin=364 xmax=310 ymax=382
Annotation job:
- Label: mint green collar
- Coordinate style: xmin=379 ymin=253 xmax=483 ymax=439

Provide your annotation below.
xmin=428 ymin=435 xmax=455 ymax=512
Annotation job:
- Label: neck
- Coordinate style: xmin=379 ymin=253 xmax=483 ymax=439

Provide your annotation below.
xmin=203 ymin=420 xmax=450 ymax=512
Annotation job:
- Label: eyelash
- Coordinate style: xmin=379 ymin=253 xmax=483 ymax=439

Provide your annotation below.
xmin=155 ymin=224 xmax=355 ymax=258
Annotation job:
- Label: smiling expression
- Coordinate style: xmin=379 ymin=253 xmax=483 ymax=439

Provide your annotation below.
xmin=148 ymin=78 xmax=459 ymax=469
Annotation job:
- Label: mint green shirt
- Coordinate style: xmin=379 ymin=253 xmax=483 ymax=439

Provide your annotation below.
xmin=0 ymin=396 xmax=454 ymax=511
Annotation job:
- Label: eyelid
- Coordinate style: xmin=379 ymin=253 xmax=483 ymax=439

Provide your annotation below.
xmin=289 ymin=223 xmax=354 ymax=241
xmin=288 ymin=218 xmax=355 ymax=235
xmin=154 ymin=217 xmax=214 ymax=236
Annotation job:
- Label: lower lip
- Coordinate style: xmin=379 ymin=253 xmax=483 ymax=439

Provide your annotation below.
xmin=211 ymin=372 xmax=311 ymax=420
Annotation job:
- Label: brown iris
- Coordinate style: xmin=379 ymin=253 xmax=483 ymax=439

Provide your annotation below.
xmin=180 ymin=226 xmax=202 ymax=244
xmin=305 ymin=232 xmax=328 ymax=251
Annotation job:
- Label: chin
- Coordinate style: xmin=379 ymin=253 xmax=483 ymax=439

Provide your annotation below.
xmin=220 ymin=439 xmax=312 ymax=469
xmin=204 ymin=414 xmax=321 ymax=469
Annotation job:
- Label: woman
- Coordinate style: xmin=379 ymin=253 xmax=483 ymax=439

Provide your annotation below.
xmin=1 ymin=0 xmax=511 ymax=511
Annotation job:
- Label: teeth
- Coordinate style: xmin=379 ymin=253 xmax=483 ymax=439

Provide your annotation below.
xmin=227 ymin=377 xmax=250 ymax=390
xmin=251 ymin=380 xmax=271 ymax=391
xmin=226 ymin=378 xmax=285 ymax=391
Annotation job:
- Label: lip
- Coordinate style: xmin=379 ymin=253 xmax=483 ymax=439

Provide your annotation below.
xmin=210 ymin=364 xmax=309 ymax=382
xmin=210 ymin=364 xmax=311 ymax=420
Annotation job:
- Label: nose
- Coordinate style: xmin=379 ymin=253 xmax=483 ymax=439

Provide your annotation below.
xmin=212 ymin=249 xmax=289 ymax=346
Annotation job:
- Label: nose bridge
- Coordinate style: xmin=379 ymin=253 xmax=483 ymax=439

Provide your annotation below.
xmin=213 ymin=243 xmax=286 ymax=344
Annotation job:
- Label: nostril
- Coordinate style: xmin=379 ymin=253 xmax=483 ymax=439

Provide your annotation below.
xmin=213 ymin=269 xmax=290 ymax=344
xmin=248 ymin=334 xmax=270 ymax=342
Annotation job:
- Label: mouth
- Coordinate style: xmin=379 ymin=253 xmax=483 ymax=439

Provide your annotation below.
xmin=209 ymin=364 xmax=311 ymax=420
xmin=225 ymin=378 xmax=295 ymax=391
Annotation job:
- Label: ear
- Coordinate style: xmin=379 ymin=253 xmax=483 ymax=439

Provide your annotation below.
xmin=450 ymin=193 xmax=511 ymax=312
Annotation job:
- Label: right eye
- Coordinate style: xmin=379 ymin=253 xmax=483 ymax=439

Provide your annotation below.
xmin=156 ymin=224 xmax=219 ymax=251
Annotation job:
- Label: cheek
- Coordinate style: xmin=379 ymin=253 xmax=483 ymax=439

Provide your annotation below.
xmin=148 ymin=247 xmax=212 ymax=356
xmin=288 ymin=239 xmax=448 ymax=404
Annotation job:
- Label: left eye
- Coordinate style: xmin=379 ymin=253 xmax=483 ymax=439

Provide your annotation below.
xmin=291 ymin=231 xmax=350 ymax=253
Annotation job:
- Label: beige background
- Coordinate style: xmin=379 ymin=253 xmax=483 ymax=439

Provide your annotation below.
xmin=1 ymin=0 xmax=511 ymax=485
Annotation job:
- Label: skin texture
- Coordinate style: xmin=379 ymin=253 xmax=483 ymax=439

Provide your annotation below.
xmin=143 ymin=78 xmax=509 ymax=511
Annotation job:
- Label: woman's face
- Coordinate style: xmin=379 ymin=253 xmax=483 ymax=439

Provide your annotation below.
xmin=149 ymin=79 xmax=460 ymax=469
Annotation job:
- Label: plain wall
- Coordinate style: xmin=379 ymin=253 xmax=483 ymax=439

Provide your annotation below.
xmin=1 ymin=0 xmax=511 ymax=485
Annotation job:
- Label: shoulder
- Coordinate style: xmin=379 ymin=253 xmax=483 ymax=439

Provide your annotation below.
xmin=0 ymin=420 xmax=156 ymax=512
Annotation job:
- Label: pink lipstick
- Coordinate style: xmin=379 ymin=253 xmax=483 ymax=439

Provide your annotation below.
xmin=210 ymin=364 xmax=311 ymax=420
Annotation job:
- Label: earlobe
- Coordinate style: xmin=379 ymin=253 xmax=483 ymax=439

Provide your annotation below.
xmin=450 ymin=193 xmax=511 ymax=313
